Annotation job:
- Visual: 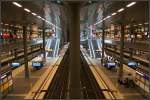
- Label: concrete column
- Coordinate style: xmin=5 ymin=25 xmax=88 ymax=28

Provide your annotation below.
xmin=68 ymin=4 xmax=81 ymax=99
xmin=42 ymin=1 xmax=46 ymax=61
xmin=0 ymin=1 xmax=2 ymax=99
xmin=42 ymin=21 xmax=46 ymax=60
xmin=118 ymin=22 xmax=125 ymax=81
xmin=101 ymin=4 xmax=105 ymax=64
xmin=23 ymin=25 xmax=29 ymax=79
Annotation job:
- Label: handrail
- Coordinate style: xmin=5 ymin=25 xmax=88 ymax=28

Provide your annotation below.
xmin=81 ymin=48 xmax=118 ymax=100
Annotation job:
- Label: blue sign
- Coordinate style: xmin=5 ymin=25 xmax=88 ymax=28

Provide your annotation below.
xmin=32 ymin=62 xmax=41 ymax=67
xmin=105 ymin=62 xmax=116 ymax=69
xmin=108 ymin=63 xmax=116 ymax=67
xmin=32 ymin=61 xmax=43 ymax=69
xmin=11 ymin=62 xmax=20 ymax=67
xmin=128 ymin=61 xmax=138 ymax=68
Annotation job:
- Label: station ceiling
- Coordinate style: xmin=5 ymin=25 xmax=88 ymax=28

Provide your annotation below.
xmin=1 ymin=0 xmax=149 ymax=30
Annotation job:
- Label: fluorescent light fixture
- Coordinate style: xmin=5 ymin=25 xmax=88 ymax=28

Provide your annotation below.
xmin=106 ymin=16 xmax=111 ymax=19
xmin=103 ymin=18 xmax=107 ymax=20
xmin=112 ymin=12 xmax=117 ymax=16
xmin=41 ymin=18 xmax=45 ymax=21
xmin=45 ymin=20 xmax=49 ymax=23
xmin=118 ymin=8 xmax=124 ymax=12
xmin=37 ymin=16 xmax=42 ymax=19
xmin=144 ymin=22 xmax=148 ymax=25
xmin=12 ymin=2 xmax=22 ymax=7
xmin=5 ymin=24 xmax=9 ymax=26
xmin=138 ymin=24 xmax=142 ymax=25
xmin=15 ymin=25 xmax=21 ymax=28
xmin=134 ymin=25 xmax=137 ymax=26
xmin=24 ymin=8 xmax=31 ymax=12
xmin=32 ymin=13 xmax=37 ymax=16
xmin=126 ymin=2 xmax=136 ymax=7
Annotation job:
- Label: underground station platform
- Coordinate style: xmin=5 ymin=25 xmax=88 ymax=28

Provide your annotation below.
xmin=0 ymin=0 xmax=150 ymax=99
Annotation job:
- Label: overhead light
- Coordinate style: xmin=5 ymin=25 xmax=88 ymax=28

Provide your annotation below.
xmin=41 ymin=18 xmax=45 ymax=21
xmin=24 ymin=8 xmax=31 ymax=12
xmin=126 ymin=2 xmax=136 ymax=7
xmin=12 ymin=2 xmax=22 ymax=7
xmin=118 ymin=8 xmax=124 ymax=12
xmin=37 ymin=16 xmax=42 ymax=19
xmin=134 ymin=25 xmax=137 ymax=26
xmin=45 ymin=20 xmax=49 ymax=23
xmin=138 ymin=24 xmax=142 ymax=25
xmin=57 ymin=0 xmax=61 ymax=3
xmin=5 ymin=24 xmax=9 ymax=26
xmin=144 ymin=22 xmax=148 ymax=25
xmin=112 ymin=12 xmax=117 ymax=16
xmin=32 ymin=13 xmax=37 ymax=16
xmin=106 ymin=16 xmax=111 ymax=19
xmin=103 ymin=18 xmax=107 ymax=20
xmin=1 ymin=22 xmax=3 ymax=24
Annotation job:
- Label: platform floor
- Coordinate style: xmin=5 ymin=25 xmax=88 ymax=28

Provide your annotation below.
xmin=94 ymin=59 xmax=148 ymax=100
xmin=5 ymin=57 xmax=55 ymax=99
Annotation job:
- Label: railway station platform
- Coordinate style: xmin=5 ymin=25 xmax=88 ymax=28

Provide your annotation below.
xmin=94 ymin=59 xmax=148 ymax=100
xmin=0 ymin=0 xmax=149 ymax=99
xmin=4 ymin=57 xmax=56 ymax=99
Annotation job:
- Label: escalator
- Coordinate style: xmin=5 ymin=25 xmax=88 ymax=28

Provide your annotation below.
xmin=46 ymin=38 xmax=60 ymax=57
xmin=87 ymin=38 xmax=105 ymax=58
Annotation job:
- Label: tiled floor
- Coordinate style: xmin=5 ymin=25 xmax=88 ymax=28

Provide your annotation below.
xmin=94 ymin=59 xmax=148 ymax=100
xmin=4 ymin=57 xmax=55 ymax=99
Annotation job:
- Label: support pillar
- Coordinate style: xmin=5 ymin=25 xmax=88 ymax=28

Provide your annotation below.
xmin=42 ymin=1 xmax=46 ymax=61
xmin=130 ymin=21 xmax=134 ymax=60
xmin=102 ymin=3 xmax=105 ymax=64
xmin=118 ymin=22 xmax=125 ymax=81
xmin=68 ymin=4 xmax=81 ymax=99
xmin=23 ymin=25 xmax=29 ymax=79
xmin=0 ymin=1 xmax=2 ymax=99
xmin=42 ymin=21 xmax=46 ymax=60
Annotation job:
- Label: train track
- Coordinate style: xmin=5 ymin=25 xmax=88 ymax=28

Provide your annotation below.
xmin=44 ymin=50 xmax=105 ymax=99
xmin=44 ymin=50 xmax=69 ymax=99
xmin=80 ymin=52 xmax=105 ymax=99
